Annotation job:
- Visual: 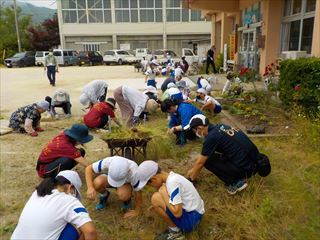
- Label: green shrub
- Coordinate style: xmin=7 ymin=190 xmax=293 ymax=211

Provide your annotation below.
xmin=279 ymin=58 xmax=320 ymax=118
xmin=216 ymin=53 xmax=224 ymax=71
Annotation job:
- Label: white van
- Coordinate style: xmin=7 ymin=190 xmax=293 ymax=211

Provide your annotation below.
xmin=182 ymin=48 xmax=200 ymax=65
xmin=135 ymin=48 xmax=152 ymax=60
xmin=35 ymin=51 xmax=49 ymax=66
xmin=53 ymin=49 xmax=79 ymax=66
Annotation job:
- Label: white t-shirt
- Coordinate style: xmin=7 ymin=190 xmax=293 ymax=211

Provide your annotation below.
xmin=122 ymin=86 xmax=149 ymax=117
xmin=199 ymin=78 xmax=212 ymax=92
xmin=145 ymin=68 xmax=156 ymax=80
xmin=174 ymin=67 xmax=184 ymax=77
xmin=166 ymin=172 xmax=205 ymax=214
xmin=11 ymin=190 xmax=92 ymax=240
xmin=82 ymin=79 xmax=108 ymax=104
xmin=92 ymin=156 xmax=140 ymax=191
xmin=195 ymin=95 xmax=220 ymax=106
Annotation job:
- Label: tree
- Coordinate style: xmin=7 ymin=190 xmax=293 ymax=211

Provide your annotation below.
xmin=0 ymin=4 xmax=32 ymax=60
xmin=27 ymin=13 xmax=60 ymax=50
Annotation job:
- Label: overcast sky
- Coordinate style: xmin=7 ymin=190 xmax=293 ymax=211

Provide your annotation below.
xmin=21 ymin=0 xmax=57 ymax=9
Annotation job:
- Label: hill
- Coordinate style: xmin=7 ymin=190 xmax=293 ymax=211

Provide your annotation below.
xmin=1 ymin=0 xmax=56 ymax=24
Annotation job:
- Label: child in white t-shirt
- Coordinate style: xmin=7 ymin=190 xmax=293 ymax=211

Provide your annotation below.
xmin=136 ymin=161 xmax=205 ymax=239
xmin=194 ymin=88 xmax=222 ymax=114
xmin=145 ymin=60 xmax=160 ymax=88
xmin=85 ymin=156 xmax=142 ymax=219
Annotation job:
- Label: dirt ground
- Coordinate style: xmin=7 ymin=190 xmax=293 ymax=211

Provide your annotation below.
xmin=1 ymin=66 xmax=319 ymax=239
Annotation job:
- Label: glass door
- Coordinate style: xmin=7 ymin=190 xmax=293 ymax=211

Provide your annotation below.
xmin=239 ymin=29 xmax=259 ymax=70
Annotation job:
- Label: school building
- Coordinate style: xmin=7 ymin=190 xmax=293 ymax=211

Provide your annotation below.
xmin=56 ymin=0 xmax=212 ymax=57
xmin=187 ymin=0 xmax=320 ymax=73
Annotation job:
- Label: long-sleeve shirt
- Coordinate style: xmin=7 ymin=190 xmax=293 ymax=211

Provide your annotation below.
xmin=44 ymin=54 xmax=57 ymax=67
xmin=122 ymin=86 xmax=148 ymax=117
xmin=82 ymin=80 xmax=108 ymax=104
xmin=169 ymin=102 xmax=202 ymax=129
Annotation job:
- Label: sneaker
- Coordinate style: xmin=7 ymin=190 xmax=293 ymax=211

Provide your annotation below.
xmin=65 ymin=114 xmax=71 ymax=118
xmin=95 ymin=191 xmax=110 ymax=210
xmin=155 ymin=229 xmax=185 ymax=240
xmin=227 ymin=179 xmax=248 ymax=195
xmin=121 ymin=199 xmax=132 ymax=211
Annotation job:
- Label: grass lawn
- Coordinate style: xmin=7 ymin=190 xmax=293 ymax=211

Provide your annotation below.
xmin=0 ymin=110 xmax=319 ymax=239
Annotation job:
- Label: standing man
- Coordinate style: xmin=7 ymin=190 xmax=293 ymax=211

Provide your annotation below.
xmin=206 ymin=45 xmax=216 ymax=74
xmin=185 ymin=114 xmax=267 ymax=195
xmin=44 ymin=49 xmax=58 ymax=86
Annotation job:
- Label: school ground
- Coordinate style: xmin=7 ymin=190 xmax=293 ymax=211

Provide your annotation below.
xmin=0 ymin=66 xmax=319 ymax=239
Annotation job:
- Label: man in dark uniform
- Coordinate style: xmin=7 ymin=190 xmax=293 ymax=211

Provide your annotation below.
xmin=186 ymin=114 xmax=261 ymax=195
xmin=206 ymin=45 xmax=217 ymax=74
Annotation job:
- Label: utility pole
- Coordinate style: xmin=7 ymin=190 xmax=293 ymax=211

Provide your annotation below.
xmin=13 ymin=0 xmax=22 ymax=52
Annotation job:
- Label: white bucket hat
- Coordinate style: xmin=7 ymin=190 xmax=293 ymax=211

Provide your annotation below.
xmin=136 ymin=160 xmax=159 ymax=191
xmin=145 ymin=99 xmax=158 ymax=113
xmin=196 ymin=88 xmax=207 ymax=95
xmin=108 ymin=158 xmax=130 ymax=188
xmin=56 ymin=89 xmax=67 ymax=102
xmin=57 ymin=170 xmax=82 ymax=200
xmin=167 ymin=82 xmax=176 ymax=89
xmin=144 ymin=86 xmax=157 ymax=94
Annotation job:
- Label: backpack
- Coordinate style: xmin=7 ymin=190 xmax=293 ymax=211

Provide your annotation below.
xmin=256 ymin=153 xmax=271 ymax=177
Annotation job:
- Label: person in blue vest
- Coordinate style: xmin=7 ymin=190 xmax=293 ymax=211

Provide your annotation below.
xmin=161 ymin=99 xmax=202 ymax=145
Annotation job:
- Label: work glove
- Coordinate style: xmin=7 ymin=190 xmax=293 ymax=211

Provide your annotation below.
xmin=35 ymin=127 xmax=44 ymax=132
xmin=30 ymin=132 xmax=38 ymax=137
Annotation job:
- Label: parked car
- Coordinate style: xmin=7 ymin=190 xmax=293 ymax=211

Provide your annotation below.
xmin=103 ymin=50 xmax=138 ymax=65
xmin=153 ymin=49 xmax=180 ymax=65
xmin=4 ymin=51 xmax=35 ymax=68
xmin=35 ymin=51 xmax=49 ymax=66
xmin=182 ymin=48 xmax=200 ymax=65
xmin=53 ymin=49 xmax=79 ymax=66
xmin=135 ymin=48 xmax=152 ymax=60
xmin=78 ymin=51 xmax=103 ymax=66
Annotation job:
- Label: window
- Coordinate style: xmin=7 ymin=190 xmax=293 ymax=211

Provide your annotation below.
xmin=62 ymin=10 xmax=77 ymax=23
xmin=83 ymin=43 xmax=100 ymax=51
xmin=115 ymin=0 xmax=137 ymax=22
xmin=166 ymin=0 xmax=182 ymax=22
xmin=301 ymin=17 xmax=314 ymax=53
xmin=63 ymin=51 xmax=69 ymax=56
xmin=103 ymin=0 xmax=111 ymax=23
xmin=289 ymin=20 xmax=300 ymax=50
xmin=282 ymin=0 xmax=316 ymax=53
xmin=62 ymin=0 xmax=76 ymax=9
xmin=191 ymin=10 xmax=202 ymax=21
xmin=306 ymin=0 xmax=316 ymax=12
xmin=139 ymin=0 xmax=162 ymax=22
xmin=53 ymin=51 xmax=62 ymax=56
xmin=184 ymin=49 xmax=193 ymax=56
xmin=105 ymin=51 xmax=115 ymax=56
xmin=89 ymin=10 xmax=103 ymax=23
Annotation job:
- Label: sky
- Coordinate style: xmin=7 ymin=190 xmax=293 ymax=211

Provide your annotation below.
xmin=20 ymin=0 xmax=57 ymax=9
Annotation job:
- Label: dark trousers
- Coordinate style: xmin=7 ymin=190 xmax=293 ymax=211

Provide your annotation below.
xmin=52 ymin=102 xmax=72 ymax=115
xmin=204 ymin=152 xmax=256 ymax=185
xmin=175 ymin=129 xmax=197 ymax=145
xmin=43 ymin=157 xmax=78 ymax=178
xmin=206 ymin=60 xmax=216 ymax=74
xmin=99 ymin=114 xmax=109 ymax=128
xmin=39 ymin=148 xmax=85 ymax=178
xmin=47 ymin=66 xmax=56 ymax=85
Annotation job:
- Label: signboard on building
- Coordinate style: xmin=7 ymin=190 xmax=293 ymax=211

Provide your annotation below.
xmin=120 ymin=44 xmax=130 ymax=50
xmin=244 ymin=9 xmax=260 ymax=25
xmin=229 ymin=34 xmax=236 ymax=60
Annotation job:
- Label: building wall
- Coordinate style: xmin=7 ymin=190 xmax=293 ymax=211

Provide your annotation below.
xmin=56 ymin=0 xmax=211 ymax=54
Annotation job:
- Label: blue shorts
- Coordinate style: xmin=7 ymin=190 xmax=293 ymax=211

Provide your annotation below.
xmin=147 ymin=79 xmax=156 ymax=88
xmin=214 ymin=104 xmax=222 ymax=113
xmin=59 ymin=223 xmax=79 ymax=240
xmin=166 ymin=208 xmax=202 ymax=233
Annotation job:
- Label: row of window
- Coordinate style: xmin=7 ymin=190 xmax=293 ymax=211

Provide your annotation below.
xmin=62 ymin=9 xmax=202 ymax=23
xmin=62 ymin=0 xmax=185 ymax=10
xmin=61 ymin=0 xmax=202 ymax=23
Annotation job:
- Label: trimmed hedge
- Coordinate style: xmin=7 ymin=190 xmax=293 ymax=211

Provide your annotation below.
xmin=279 ymin=58 xmax=320 ymax=117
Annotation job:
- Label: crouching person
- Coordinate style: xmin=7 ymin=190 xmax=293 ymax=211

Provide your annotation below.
xmin=186 ymin=114 xmax=263 ymax=195
xmin=84 ymin=98 xmax=121 ymax=129
xmin=194 ymin=88 xmax=221 ymax=114
xmin=9 ymin=100 xmax=49 ymax=137
xmin=85 ymin=156 xmax=142 ymax=219
xmin=137 ymin=161 xmax=205 ymax=240
xmin=45 ymin=89 xmax=72 ymax=118
xmin=11 ymin=170 xmax=97 ymax=240
xmin=36 ymin=124 xmax=93 ymax=178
